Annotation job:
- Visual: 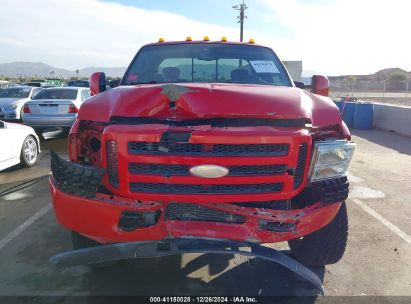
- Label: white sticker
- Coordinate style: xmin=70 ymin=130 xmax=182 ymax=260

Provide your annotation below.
xmin=250 ymin=60 xmax=279 ymax=73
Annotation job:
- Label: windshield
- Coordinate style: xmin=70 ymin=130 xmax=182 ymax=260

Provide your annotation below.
xmin=67 ymin=80 xmax=89 ymax=87
xmin=33 ymin=89 xmax=78 ymax=100
xmin=0 ymin=87 xmax=31 ymax=98
xmin=122 ymin=43 xmax=292 ymax=87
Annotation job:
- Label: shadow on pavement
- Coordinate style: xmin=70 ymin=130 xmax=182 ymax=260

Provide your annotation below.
xmin=351 ymin=128 xmax=411 ymax=156
xmin=76 ymin=254 xmax=324 ymax=299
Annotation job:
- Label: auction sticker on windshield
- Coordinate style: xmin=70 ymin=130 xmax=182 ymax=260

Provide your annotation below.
xmin=250 ymin=60 xmax=279 ymax=73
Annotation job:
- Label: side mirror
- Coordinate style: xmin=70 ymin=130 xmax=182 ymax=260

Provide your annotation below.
xmin=294 ymin=81 xmax=308 ymax=89
xmin=311 ymin=75 xmax=329 ymax=97
xmin=90 ymin=72 xmax=107 ymax=96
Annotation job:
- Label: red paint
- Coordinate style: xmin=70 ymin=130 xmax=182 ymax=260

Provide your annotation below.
xmin=51 ymin=41 xmax=351 ymax=246
xmin=50 ymin=178 xmax=341 ymax=244
xmin=89 ymin=72 xmax=106 ymax=96
xmin=79 ymin=83 xmax=342 ymax=128
xmin=311 ymin=75 xmax=330 ymax=97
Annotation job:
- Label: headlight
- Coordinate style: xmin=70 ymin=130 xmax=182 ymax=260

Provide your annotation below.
xmin=309 ymin=140 xmax=355 ymax=182
xmin=4 ymin=105 xmax=18 ymax=110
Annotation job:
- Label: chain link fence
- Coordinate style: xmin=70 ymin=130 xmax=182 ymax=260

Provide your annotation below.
xmin=329 ymin=80 xmax=411 ymax=99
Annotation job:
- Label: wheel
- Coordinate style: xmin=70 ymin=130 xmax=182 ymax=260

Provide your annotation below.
xmin=71 ymin=231 xmax=116 ymax=268
xmin=20 ymin=136 xmax=39 ymax=167
xmin=288 ymin=202 xmax=348 ymax=266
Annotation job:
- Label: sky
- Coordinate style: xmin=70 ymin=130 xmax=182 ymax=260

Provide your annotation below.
xmin=0 ymin=0 xmax=409 ymax=76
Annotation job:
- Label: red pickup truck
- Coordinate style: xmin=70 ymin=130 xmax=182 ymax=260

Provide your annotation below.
xmin=49 ymin=39 xmax=355 ymax=278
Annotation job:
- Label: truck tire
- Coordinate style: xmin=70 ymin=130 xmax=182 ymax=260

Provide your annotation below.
xmin=71 ymin=231 xmax=116 ymax=268
xmin=288 ymin=202 xmax=348 ymax=266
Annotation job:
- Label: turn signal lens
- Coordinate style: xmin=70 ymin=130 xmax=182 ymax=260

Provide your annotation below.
xmin=68 ymin=104 xmax=78 ymax=113
xmin=158 ymin=37 xmax=165 ymax=43
xmin=221 ymin=36 xmax=227 ymax=42
xmin=203 ymin=36 xmax=210 ymax=41
xmin=186 ymin=36 xmax=192 ymax=41
xmin=249 ymin=38 xmax=255 ymax=44
xmin=23 ymin=104 xmax=31 ymax=113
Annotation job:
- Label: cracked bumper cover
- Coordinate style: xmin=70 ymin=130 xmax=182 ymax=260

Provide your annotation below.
xmin=49 ymin=237 xmax=324 ymax=295
xmin=49 ymin=151 xmax=342 ymax=244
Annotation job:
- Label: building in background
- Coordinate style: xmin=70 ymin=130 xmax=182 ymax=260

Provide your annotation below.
xmin=283 ymin=61 xmax=302 ymax=82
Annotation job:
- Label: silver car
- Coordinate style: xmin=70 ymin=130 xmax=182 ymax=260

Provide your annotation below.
xmin=22 ymin=87 xmax=90 ymax=132
xmin=0 ymin=86 xmax=42 ymax=121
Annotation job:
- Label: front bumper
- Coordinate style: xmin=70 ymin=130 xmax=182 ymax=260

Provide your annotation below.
xmin=50 ymin=176 xmax=342 ymax=244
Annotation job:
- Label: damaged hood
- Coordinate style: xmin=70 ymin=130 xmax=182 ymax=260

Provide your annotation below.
xmin=78 ymin=83 xmax=341 ymax=127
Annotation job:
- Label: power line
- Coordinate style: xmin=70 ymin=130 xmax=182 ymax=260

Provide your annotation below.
xmin=233 ymin=1 xmax=248 ymax=42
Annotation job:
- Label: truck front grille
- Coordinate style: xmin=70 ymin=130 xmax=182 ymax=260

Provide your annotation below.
xmin=129 ymin=163 xmax=286 ymax=177
xmin=293 ymin=143 xmax=308 ymax=189
xmin=130 ymin=182 xmax=283 ymax=194
xmin=165 ymin=203 xmax=246 ymax=224
xmin=128 ymin=142 xmax=289 ymax=156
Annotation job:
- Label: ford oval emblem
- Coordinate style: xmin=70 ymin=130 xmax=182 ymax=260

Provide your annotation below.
xmin=189 ymin=165 xmax=229 ymax=179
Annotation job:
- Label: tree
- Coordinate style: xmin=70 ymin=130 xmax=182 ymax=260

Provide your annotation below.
xmin=388 ymin=71 xmax=408 ymax=81
xmin=345 ymin=75 xmax=357 ymax=82
xmin=387 ymin=72 xmax=408 ymax=91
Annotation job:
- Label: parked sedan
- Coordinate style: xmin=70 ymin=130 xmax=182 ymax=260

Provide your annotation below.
xmin=0 ymin=120 xmax=40 ymax=171
xmin=0 ymin=86 xmax=42 ymax=121
xmin=67 ymin=80 xmax=89 ymax=88
xmin=22 ymin=87 xmax=90 ymax=132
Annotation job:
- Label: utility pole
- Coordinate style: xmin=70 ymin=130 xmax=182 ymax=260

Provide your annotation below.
xmin=233 ymin=1 xmax=248 ymax=42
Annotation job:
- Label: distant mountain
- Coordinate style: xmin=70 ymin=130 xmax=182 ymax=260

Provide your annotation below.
xmin=374 ymin=68 xmax=409 ymax=81
xmin=329 ymin=68 xmax=410 ymax=81
xmin=79 ymin=67 xmax=126 ymax=78
xmin=0 ymin=62 xmax=126 ymax=78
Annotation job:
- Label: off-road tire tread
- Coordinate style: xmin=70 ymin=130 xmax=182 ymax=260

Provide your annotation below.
xmin=288 ymin=202 xmax=348 ymax=266
xmin=51 ymin=150 xmax=105 ymax=198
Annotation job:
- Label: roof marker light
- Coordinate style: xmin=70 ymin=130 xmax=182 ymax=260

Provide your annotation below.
xmin=158 ymin=38 xmax=165 ymax=43
xmin=249 ymin=38 xmax=255 ymax=44
xmin=203 ymin=36 xmax=210 ymax=41
xmin=186 ymin=36 xmax=192 ymax=41
xmin=221 ymin=36 xmax=228 ymax=42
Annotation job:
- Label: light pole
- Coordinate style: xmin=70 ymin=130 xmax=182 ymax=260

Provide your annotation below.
xmin=233 ymin=1 xmax=248 ymax=42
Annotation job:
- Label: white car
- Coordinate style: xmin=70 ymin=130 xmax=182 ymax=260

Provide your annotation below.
xmin=0 ymin=86 xmax=43 ymax=121
xmin=0 ymin=120 xmax=40 ymax=171
xmin=22 ymin=87 xmax=90 ymax=132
